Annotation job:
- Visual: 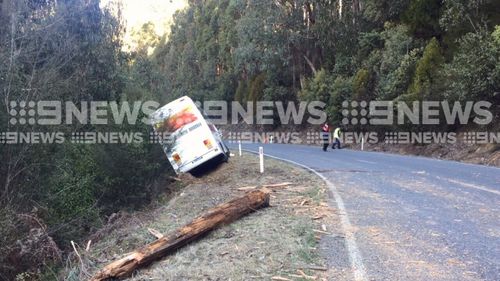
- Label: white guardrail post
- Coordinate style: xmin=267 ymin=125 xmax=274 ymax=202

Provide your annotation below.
xmin=259 ymin=146 xmax=264 ymax=173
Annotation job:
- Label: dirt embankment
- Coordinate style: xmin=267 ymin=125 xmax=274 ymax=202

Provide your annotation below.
xmin=63 ymin=154 xmax=339 ymax=280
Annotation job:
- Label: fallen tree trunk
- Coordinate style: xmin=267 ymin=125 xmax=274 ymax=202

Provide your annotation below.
xmin=90 ymin=189 xmax=270 ymax=281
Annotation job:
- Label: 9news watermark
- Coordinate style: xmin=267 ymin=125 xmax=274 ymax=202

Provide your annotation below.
xmin=1 ymin=99 xmax=498 ymax=145
xmin=340 ymin=100 xmax=493 ymax=126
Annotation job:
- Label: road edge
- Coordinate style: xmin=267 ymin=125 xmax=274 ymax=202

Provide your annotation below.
xmin=241 ymin=149 xmax=368 ymax=281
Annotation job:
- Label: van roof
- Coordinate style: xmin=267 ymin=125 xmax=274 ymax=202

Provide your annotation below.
xmin=157 ymin=95 xmax=193 ymax=110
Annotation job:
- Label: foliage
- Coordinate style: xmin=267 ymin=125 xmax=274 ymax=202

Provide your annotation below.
xmin=45 ymin=144 xmax=102 ymax=243
xmin=440 ymin=0 xmax=500 ymax=33
xmin=362 ymin=0 xmax=411 ymax=25
xmin=353 ymin=68 xmax=374 ymax=101
xmin=376 ymin=24 xmax=417 ymax=100
xmin=149 ymin=0 xmax=497 ymax=128
xmin=443 ymin=27 xmax=500 ymax=102
xmin=406 ymin=38 xmax=445 ymax=101
xmin=300 ymin=69 xmax=332 ymax=104
xmin=328 ymin=76 xmax=354 ymax=126
xmin=402 ymin=0 xmax=443 ymax=38
xmin=234 ymin=80 xmax=248 ymax=103
xmin=300 ymin=70 xmax=352 ymax=125
xmin=248 ymin=73 xmax=267 ymax=109
xmin=0 ymin=1 xmax=167 ymax=278
xmin=1 ymin=0 xmax=499 ymax=277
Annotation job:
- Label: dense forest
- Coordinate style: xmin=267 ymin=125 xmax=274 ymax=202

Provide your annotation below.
xmin=0 ymin=0 xmax=499 ymax=279
xmin=0 ymin=1 xmax=167 ymax=279
xmin=151 ymin=0 xmax=500 ymax=127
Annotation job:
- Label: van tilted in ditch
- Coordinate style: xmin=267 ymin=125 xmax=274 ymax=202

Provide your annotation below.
xmin=150 ymin=96 xmax=230 ymax=174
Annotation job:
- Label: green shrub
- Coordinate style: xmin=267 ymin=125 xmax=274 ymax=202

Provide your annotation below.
xmin=402 ymin=0 xmax=442 ymax=38
xmin=247 ymin=73 xmax=267 ymax=103
xmin=235 ymin=80 xmax=248 ymax=103
xmin=353 ymin=68 xmax=375 ymax=101
xmin=443 ymin=28 xmax=500 ymax=102
xmin=406 ymin=38 xmax=445 ymax=101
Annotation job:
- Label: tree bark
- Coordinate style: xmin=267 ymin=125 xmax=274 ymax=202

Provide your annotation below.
xmin=303 ymin=55 xmax=317 ymax=75
xmin=304 ymin=2 xmax=315 ymax=26
xmin=90 ymin=189 xmax=270 ymax=281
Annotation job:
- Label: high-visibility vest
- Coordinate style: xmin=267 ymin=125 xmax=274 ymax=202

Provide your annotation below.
xmin=334 ymin=128 xmax=341 ymax=139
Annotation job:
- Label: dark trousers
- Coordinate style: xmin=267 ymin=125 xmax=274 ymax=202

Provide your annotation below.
xmin=321 ymin=132 xmax=329 ymax=151
xmin=323 ymin=143 xmax=329 ymax=151
xmin=332 ymin=138 xmax=341 ymax=149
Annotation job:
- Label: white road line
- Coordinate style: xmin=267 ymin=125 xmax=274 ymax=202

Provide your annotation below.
xmin=356 ymin=160 xmax=376 ymax=164
xmin=242 ymin=149 xmax=368 ymax=281
xmin=437 ymin=176 xmax=500 ymax=196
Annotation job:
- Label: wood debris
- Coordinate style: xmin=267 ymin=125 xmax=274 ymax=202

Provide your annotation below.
xmin=307 ymin=265 xmax=328 ymax=271
xmin=271 ymin=277 xmax=292 ymax=281
xmin=90 ymin=190 xmax=270 ymax=280
xmin=147 ymin=228 xmax=164 ymax=239
xmin=298 ymin=269 xmax=317 ymax=279
xmin=237 ymin=182 xmax=293 ymax=191
xmin=313 ymin=229 xmax=331 ymax=235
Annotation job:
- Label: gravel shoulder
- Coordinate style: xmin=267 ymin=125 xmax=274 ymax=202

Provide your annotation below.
xmin=64 ymin=153 xmax=339 ymax=281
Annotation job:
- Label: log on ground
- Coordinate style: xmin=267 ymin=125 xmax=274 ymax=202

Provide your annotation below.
xmin=90 ymin=189 xmax=270 ymax=281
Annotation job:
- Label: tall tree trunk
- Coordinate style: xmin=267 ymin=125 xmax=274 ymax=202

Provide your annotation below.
xmin=339 ymin=0 xmax=343 ymax=19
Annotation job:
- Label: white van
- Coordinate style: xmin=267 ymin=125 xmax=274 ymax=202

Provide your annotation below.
xmin=150 ymin=96 xmax=230 ymax=174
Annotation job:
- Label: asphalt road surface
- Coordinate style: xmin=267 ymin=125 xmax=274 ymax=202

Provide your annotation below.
xmin=232 ymin=143 xmax=500 ymax=281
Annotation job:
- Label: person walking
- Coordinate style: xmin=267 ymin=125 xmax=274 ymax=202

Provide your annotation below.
xmin=332 ymin=126 xmax=342 ymax=149
xmin=321 ymin=123 xmax=330 ymax=152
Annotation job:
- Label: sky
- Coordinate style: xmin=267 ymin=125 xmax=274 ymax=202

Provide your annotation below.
xmin=101 ymin=0 xmax=188 ymax=50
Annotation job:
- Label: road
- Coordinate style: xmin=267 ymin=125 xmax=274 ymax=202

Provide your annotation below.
xmin=232 ymin=143 xmax=500 ymax=281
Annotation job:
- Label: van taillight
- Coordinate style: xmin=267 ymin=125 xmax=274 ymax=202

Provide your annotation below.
xmin=203 ymin=139 xmax=213 ymax=149
xmin=172 ymin=153 xmax=181 ymax=162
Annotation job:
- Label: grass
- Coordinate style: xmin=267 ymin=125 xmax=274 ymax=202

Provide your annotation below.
xmin=62 ymin=153 xmax=333 ymax=281
xmin=302 ymin=185 xmax=325 ymax=204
